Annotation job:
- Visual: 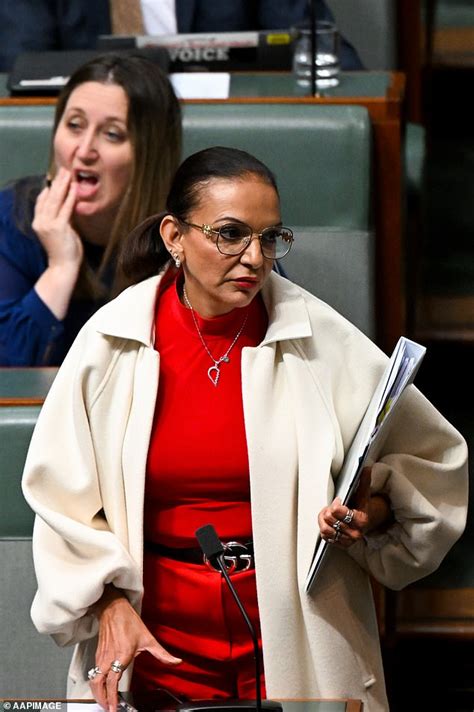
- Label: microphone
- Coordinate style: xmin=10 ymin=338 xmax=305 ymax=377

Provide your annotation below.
xmin=176 ymin=525 xmax=282 ymax=712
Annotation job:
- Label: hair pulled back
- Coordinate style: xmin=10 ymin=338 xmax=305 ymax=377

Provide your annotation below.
xmin=119 ymin=146 xmax=279 ymax=285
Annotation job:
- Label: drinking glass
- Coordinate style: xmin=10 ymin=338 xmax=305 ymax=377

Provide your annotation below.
xmin=292 ymin=21 xmax=340 ymax=89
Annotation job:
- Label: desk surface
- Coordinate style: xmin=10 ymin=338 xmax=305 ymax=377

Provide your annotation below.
xmin=0 ymin=70 xmax=398 ymax=104
xmin=230 ymin=71 xmax=391 ymax=99
xmin=6 ymin=700 xmax=362 ymax=712
xmin=278 ymin=701 xmax=361 ymax=712
xmin=0 ymin=367 xmax=57 ymax=405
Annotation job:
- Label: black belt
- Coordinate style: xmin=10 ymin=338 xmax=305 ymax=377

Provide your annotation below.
xmin=145 ymin=539 xmax=254 ymax=574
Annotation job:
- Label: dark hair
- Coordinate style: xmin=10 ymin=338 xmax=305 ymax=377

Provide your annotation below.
xmin=119 ymin=146 xmax=279 ymax=285
xmin=14 ymin=52 xmax=182 ymax=297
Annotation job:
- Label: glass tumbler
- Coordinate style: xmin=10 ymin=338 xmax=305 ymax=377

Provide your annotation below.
xmin=292 ymin=21 xmax=340 ymax=89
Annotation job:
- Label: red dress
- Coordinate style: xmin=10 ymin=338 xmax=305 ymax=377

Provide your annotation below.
xmin=131 ymin=274 xmax=268 ymax=700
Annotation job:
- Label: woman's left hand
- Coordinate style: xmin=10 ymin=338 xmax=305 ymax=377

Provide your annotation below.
xmin=318 ymin=467 xmax=372 ymax=548
xmin=318 ymin=467 xmax=393 ymax=547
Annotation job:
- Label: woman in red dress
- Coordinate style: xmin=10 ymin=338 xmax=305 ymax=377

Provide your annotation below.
xmin=22 ymin=147 xmax=468 ymax=712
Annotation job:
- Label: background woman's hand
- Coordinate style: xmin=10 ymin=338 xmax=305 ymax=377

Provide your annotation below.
xmin=32 ymin=167 xmax=83 ymax=269
xmin=32 ymin=167 xmax=85 ymax=319
xmin=318 ymin=467 xmax=392 ymax=548
xmin=90 ymin=587 xmax=181 ymax=712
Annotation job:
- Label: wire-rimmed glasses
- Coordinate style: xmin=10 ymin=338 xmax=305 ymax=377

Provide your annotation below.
xmin=180 ymin=220 xmax=294 ymax=260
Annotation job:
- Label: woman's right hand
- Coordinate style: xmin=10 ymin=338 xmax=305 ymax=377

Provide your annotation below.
xmin=90 ymin=587 xmax=182 ymax=712
xmin=32 ymin=167 xmax=83 ymax=269
xmin=32 ymin=168 xmax=85 ymax=319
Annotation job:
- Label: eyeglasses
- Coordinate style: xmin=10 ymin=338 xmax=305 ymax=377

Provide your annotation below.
xmin=180 ymin=220 xmax=294 ymax=260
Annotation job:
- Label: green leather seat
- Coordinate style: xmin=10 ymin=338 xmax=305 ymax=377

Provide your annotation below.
xmin=0 ymin=102 xmax=372 ymax=231
xmin=0 ymin=368 xmax=72 ymax=697
xmin=181 ymin=103 xmax=374 ymax=335
xmin=1 ymin=406 xmax=38 ymax=536
xmin=286 ymin=227 xmax=374 ymax=335
xmin=0 ymin=105 xmax=53 ymax=185
xmin=181 ymin=103 xmax=371 ymax=231
xmin=0 ymin=103 xmax=375 ymax=336
xmin=0 ymin=538 xmax=73 ymax=696
xmin=0 ymin=440 xmax=73 ymax=695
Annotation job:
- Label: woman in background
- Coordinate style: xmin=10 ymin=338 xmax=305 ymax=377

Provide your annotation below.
xmin=0 ymin=52 xmax=181 ymax=365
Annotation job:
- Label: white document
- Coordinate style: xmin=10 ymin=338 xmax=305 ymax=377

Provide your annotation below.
xmin=169 ymin=72 xmax=230 ymax=99
xmin=305 ymin=336 xmax=427 ymax=593
xmin=67 ymin=703 xmax=135 ymax=712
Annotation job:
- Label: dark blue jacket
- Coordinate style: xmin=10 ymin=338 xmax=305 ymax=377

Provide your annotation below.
xmin=0 ymin=185 xmax=108 ymax=366
xmin=0 ymin=0 xmax=363 ymax=72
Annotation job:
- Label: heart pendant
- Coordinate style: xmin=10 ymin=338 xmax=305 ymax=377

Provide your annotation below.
xmin=208 ymin=365 xmax=220 ymax=386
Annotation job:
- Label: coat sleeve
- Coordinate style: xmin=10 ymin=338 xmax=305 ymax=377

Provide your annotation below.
xmin=348 ymin=384 xmax=468 ymax=590
xmin=21 ymin=325 xmax=143 ymax=646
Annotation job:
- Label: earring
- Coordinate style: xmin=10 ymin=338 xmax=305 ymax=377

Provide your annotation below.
xmin=169 ymin=250 xmax=181 ymax=268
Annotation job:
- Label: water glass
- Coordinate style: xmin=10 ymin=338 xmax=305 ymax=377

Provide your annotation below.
xmin=292 ymin=21 xmax=340 ymax=89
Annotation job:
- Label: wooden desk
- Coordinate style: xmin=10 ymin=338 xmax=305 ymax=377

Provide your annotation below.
xmin=279 ymin=700 xmax=362 ymax=712
xmin=0 ymin=367 xmax=57 ymax=405
xmin=0 ymin=71 xmax=406 ymax=352
xmin=2 ymin=700 xmax=362 ymax=712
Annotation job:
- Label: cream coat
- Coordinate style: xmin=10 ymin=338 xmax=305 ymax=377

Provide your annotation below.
xmin=22 ymin=272 xmax=468 ymax=712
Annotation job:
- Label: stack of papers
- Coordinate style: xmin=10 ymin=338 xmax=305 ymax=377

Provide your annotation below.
xmin=305 ymin=336 xmax=426 ymax=592
xmin=170 ymin=72 xmax=230 ymax=99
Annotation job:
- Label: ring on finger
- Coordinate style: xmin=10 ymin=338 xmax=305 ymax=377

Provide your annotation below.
xmin=333 ymin=520 xmax=343 ymax=532
xmin=111 ymin=659 xmax=125 ymax=674
xmin=343 ymin=509 xmax=354 ymax=524
xmin=87 ymin=666 xmax=103 ymax=680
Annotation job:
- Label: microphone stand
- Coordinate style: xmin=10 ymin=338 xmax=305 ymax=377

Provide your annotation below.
xmin=215 ymin=552 xmax=263 ymax=711
xmin=309 ymin=0 xmax=318 ymax=97
xmin=179 ymin=525 xmax=282 ymax=712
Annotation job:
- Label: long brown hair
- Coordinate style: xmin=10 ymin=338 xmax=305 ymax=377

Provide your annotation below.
xmin=49 ymin=52 xmax=182 ymax=297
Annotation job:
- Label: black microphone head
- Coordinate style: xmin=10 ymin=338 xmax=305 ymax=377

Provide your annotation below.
xmin=195 ymin=524 xmax=225 ymax=559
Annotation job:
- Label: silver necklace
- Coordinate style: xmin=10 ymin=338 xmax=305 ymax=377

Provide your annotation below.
xmin=182 ymin=285 xmax=248 ymax=386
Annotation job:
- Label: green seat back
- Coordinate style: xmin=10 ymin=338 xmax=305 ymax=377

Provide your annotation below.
xmin=0 ymin=406 xmax=38 ymax=537
xmin=0 ymin=105 xmax=53 ymax=184
xmin=182 ymin=103 xmax=371 ymax=230
xmin=0 ymin=103 xmax=372 ymax=231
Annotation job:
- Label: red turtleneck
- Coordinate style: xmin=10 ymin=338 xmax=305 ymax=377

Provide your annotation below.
xmin=144 ymin=275 xmax=268 ymax=547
